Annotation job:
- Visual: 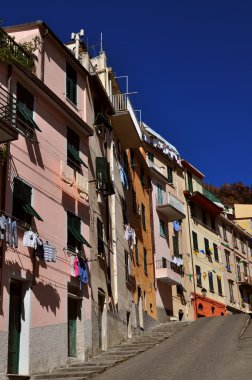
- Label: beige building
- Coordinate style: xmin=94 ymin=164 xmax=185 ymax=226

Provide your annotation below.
xmin=234 ymin=204 xmax=252 ymax=235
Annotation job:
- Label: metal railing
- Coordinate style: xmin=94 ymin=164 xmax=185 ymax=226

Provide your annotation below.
xmin=110 ymin=94 xmax=127 ymax=111
xmin=148 ymin=159 xmax=166 ymax=177
xmin=0 ymin=85 xmax=17 ymax=129
xmin=238 ymin=272 xmax=252 ymax=286
xmin=187 ymin=180 xmax=221 ymax=204
xmin=156 ymin=191 xmax=185 ymax=215
xmin=0 ymin=28 xmax=34 ymax=69
xmin=155 ymin=258 xmax=183 ymax=276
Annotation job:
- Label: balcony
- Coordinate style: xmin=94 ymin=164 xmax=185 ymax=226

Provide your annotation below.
xmin=156 ymin=191 xmax=185 ymax=221
xmin=155 ymin=259 xmax=183 ymax=285
xmin=147 ymin=159 xmax=167 ymax=181
xmin=238 ymin=273 xmax=252 ymax=287
xmin=184 ymin=181 xmax=223 ymax=215
xmin=110 ymin=94 xmax=141 ymax=148
xmin=0 ymin=28 xmax=34 ymax=70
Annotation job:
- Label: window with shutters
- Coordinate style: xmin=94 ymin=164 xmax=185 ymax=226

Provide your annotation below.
xmin=16 ymin=82 xmax=41 ymax=135
xmin=96 ymin=157 xmax=114 ymax=196
xmin=228 ymin=280 xmax=234 ymax=303
xmin=67 ymin=127 xmax=84 ymax=171
xmin=141 ymin=203 xmax=146 ymax=231
xmin=159 ymin=219 xmax=166 ymax=238
xmin=67 ymin=212 xmax=81 ymax=252
xmin=12 ymin=178 xmax=42 ymax=224
xmin=188 ymin=172 xmax=193 ymax=192
xmin=66 ymin=62 xmax=77 ymax=105
xmin=132 ymin=189 xmax=137 ymax=214
xmin=173 ymin=235 xmax=179 ymax=257
xmin=140 ymin=167 xmax=145 ymax=186
xmin=208 ymin=272 xmax=214 ymax=292
xmin=144 ymin=248 xmax=148 ymax=275
xmin=130 ymin=149 xmax=136 ymax=169
xmin=125 ymin=250 xmax=130 ymax=283
xmin=210 ymin=216 xmax=215 ymax=230
xmin=225 ymin=251 xmax=231 ymax=272
xmin=213 ymin=243 xmax=219 ymax=262
xmin=217 ymin=276 xmax=223 ymax=296
xmin=222 ymin=223 xmax=227 ymax=241
xmin=196 ymin=265 xmax=202 ymax=287
xmin=167 ymin=166 xmax=173 ymax=184
xmin=135 ymin=238 xmax=139 ymax=265
xmin=202 ymin=209 xmax=207 ymax=225
xmin=192 ymin=231 xmax=198 ymax=251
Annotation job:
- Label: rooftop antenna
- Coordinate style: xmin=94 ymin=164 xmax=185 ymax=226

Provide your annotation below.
xmin=71 ymin=29 xmax=84 ymax=59
xmin=100 ymin=32 xmax=103 ymax=53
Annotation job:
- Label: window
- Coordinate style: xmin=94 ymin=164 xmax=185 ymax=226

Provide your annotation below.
xmin=141 ymin=203 xmax=146 ymax=231
xmin=196 ymin=265 xmax=202 ymax=287
xmin=157 ymin=183 xmax=163 ymax=205
xmin=97 ymin=218 xmax=105 ymax=257
xmin=96 ymin=157 xmax=114 ymax=196
xmin=66 ymin=62 xmax=77 ymax=105
xmin=125 ymin=250 xmax=129 ymax=282
xmin=236 ymin=257 xmax=241 ymax=281
xmin=222 ymin=224 xmax=227 ymax=241
xmin=132 ymin=189 xmax=137 ymax=214
xmin=188 ymin=172 xmax=193 ymax=192
xmin=211 ymin=306 xmax=215 ymax=315
xmin=192 ymin=231 xmax=199 ymax=251
xmin=162 ymin=257 xmax=167 ymax=268
xmin=213 ymin=243 xmax=219 ymax=262
xmin=130 ymin=149 xmax=136 ymax=168
xmin=210 ymin=216 xmax=215 ymax=230
xmin=241 ymin=238 xmax=245 ymax=253
xmin=233 ymin=233 xmax=238 ymax=248
xmin=167 ymin=166 xmax=173 ymax=184
xmin=67 ymin=212 xmax=90 ymax=252
xmin=144 ymin=248 xmax=148 ymax=275
xmin=16 ymin=83 xmax=40 ymax=133
xmin=148 ymin=152 xmax=154 ymax=162
xmin=12 ymin=178 xmax=42 ymax=224
xmin=202 ymin=210 xmax=207 ymax=225
xmin=225 ymin=251 xmax=231 ymax=272
xmin=67 ymin=127 xmax=84 ymax=171
xmin=173 ymin=235 xmax=179 ymax=257
xmin=135 ymin=238 xmax=139 ymax=265
xmin=204 ymin=238 xmax=210 ymax=255
xmin=244 ymin=263 xmax=248 ymax=278
xmin=217 ymin=276 xmax=223 ymax=296
xmin=228 ymin=280 xmax=234 ymax=303
xmin=159 ymin=219 xmax=166 ymax=238
xmin=140 ymin=167 xmax=145 ymax=186
xmin=208 ymin=272 xmax=214 ymax=292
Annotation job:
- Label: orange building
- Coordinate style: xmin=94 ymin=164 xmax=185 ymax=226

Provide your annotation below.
xmin=126 ymin=147 xmax=157 ymax=327
xmin=193 ymin=293 xmax=226 ymax=318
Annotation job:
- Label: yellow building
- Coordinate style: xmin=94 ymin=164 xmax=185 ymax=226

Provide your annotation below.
xmin=234 ymin=204 xmax=252 ymax=235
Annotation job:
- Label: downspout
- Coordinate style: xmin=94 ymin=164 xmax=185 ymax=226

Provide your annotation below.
xmin=110 ymin=139 xmax=118 ymax=306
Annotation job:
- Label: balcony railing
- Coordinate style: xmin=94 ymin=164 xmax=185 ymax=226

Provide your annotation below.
xmin=0 ymin=85 xmax=17 ymax=129
xmin=187 ymin=181 xmax=222 ymax=205
xmin=156 ymin=191 xmax=185 ymax=216
xmin=0 ymin=28 xmax=34 ymax=70
xmin=156 ymin=258 xmax=184 ymax=276
xmin=147 ymin=159 xmax=167 ymax=178
xmin=238 ymin=272 xmax=252 ymax=286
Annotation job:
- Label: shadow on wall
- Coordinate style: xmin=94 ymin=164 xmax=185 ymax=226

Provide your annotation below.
xmin=1 ymin=258 xmax=61 ymax=317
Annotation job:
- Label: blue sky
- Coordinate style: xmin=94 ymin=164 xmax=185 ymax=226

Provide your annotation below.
xmin=2 ymin=0 xmax=251 ymax=186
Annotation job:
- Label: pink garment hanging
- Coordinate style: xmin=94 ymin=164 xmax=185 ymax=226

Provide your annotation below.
xmin=74 ymin=257 xmax=79 ymax=277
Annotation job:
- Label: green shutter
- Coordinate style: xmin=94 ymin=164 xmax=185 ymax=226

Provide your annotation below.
xmin=17 ymin=103 xmax=41 ymax=132
xmin=67 ymin=143 xmax=85 ymax=166
xmin=23 ymin=204 xmax=43 ymax=221
xmin=188 ymin=172 xmax=193 ymax=192
xmin=173 ymin=236 xmax=179 ymax=257
xmin=167 ymin=166 xmax=173 ymax=184
xmin=192 ymin=231 xmax=198 ymax=251
xmin=95 ymin=113 xmax=112 ymax=131
xmin=96 ymin=157 xmax=109 ymax=184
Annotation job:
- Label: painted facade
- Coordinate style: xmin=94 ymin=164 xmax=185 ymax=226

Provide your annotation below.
xmin=141 ymin=124 xmax=194 ymax=321
xmin=0 ymin=22 xmax=93 ymax=378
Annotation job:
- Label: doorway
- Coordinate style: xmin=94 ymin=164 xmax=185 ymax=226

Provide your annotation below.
xmin=98 ymin=290 xmax=107 ymax=351
xmin=68 ymin=297 xmax=78 ymax=357
xmin=8 ymin=280 xmax=22 ymax=374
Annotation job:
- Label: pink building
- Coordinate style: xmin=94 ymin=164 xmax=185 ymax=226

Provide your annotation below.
xmin=0 ymin=22 xmax=94 ymax=377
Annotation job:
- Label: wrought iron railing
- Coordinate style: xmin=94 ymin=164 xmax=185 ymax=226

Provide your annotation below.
xmin=0 ymin=28 xmax=34 ymax=69
xmin=156 ymin=191 xmax=185 ymax=215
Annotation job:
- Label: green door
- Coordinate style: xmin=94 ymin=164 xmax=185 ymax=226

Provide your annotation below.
xmin=8 ymin=280 xmax=22 ymax=374
xmin=68 ymin=297 xmax=77 ymax=357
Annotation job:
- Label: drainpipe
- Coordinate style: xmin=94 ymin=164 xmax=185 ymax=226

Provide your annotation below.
xmin=185 ymin=197 xmax=197 ymax=319
xmin=110 ymin=140 xmax=118 ymax=305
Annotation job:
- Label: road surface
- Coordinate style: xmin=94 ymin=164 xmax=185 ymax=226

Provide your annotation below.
xmin=94 ymin=314 xmax=252 ymax=380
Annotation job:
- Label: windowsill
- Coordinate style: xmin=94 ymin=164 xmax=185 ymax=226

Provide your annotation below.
xmin=160 ymin=233 xmax=166 ymax=239
xmin=210 ymin=290 xmax=215 ymax=294
xmin=66 ymin=97 xmax=78 ymax=110
xmin=197 ymin=284 xmax=202 ymax=288
xmin=218 ymin=293 xmax=223 ymax=297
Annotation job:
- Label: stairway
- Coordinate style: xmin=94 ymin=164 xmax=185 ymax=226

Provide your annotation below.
xmin=31 ymin=321 xmax=191 ymax=380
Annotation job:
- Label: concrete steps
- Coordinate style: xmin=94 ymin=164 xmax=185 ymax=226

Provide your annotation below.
xmin=31 ymin=321 xmax=191 ymax=379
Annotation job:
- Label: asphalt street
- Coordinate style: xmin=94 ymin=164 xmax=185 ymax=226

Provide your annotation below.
xmin=94 ymin=314 xmax=252 ymax=380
